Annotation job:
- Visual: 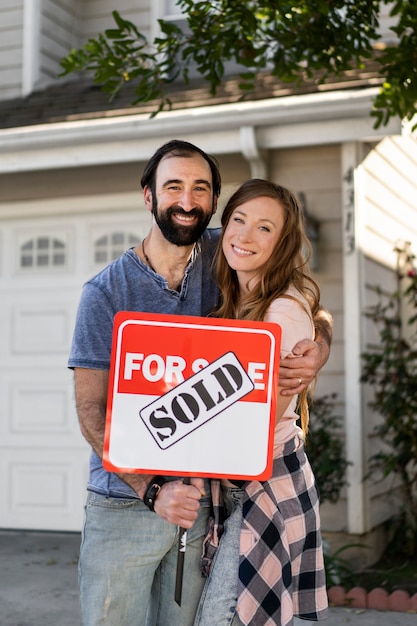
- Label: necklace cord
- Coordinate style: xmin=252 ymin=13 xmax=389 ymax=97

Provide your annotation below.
xmin=141 ymin=237 xmax=197 ymax=277
xmin=142 ymin=238 xmax=157 ymax=273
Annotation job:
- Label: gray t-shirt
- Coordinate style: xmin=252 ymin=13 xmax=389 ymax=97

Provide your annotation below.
xmin=68 ymin=229 xmax=220 ymax=498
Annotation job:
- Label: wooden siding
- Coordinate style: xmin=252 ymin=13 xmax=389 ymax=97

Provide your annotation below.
xmin=269 ymin=145 xmax=344 ymax=397
xmin=80 ymin=0 xmax=151 ymax=40
xmin=359 ymin=136 xmax=417 ymax=530
xmin=38 ymin=0 xmax=80 ymax=82
xmin=0 ymin=0 xmax=152 ymax=102
xmin=361 ymin=136 xmax=417 ymax=269
xmin=0 ymin=1 xmax=24 ymax=100
xmin=36 ymin=0 xmax=150 ymax=92
xmin=378 ymin=1 xmax=397 ymax=43
xmin=0 ymin=0 xmax=402 ymax=104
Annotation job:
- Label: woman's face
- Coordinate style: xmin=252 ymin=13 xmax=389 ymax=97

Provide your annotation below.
xmin=222 ymin=195 xmax=285 ymax=290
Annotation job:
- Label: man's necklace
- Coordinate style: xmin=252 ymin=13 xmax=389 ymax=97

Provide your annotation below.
xmin=142 ymin=238 xmax=157 ymax=273
xmin=141 ymin=237 xmax=197 ymax=289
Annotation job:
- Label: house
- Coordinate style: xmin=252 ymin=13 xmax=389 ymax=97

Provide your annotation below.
xmin=1 ymin=0 xmax=416 ymax=566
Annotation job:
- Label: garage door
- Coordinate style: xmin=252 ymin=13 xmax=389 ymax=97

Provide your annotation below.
xmin=0 ymin=202 xmax=150 ymax=531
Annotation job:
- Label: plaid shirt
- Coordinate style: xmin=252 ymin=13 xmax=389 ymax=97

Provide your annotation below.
xmin=202 ymin=437 xmax=328 ymax=625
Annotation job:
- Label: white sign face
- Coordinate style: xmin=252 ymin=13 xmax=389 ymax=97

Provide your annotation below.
xmin=104 ymin=312 xmax=281 ymax=480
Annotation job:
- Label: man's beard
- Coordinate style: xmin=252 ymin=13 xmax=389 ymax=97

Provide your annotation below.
xmin=152 ymin=201 xmax=213 ymax=246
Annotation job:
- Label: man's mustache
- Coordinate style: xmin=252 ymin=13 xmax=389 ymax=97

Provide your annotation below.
xmin=167 ymin=205 xmax=205 ymax=218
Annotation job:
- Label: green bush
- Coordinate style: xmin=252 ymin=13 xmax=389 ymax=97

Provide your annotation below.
xmin=307 ymin=393 xmax=350 ymax=505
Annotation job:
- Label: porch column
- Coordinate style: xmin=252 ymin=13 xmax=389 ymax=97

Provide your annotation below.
xmin=341 ymin=142 xmax=366 ymax=535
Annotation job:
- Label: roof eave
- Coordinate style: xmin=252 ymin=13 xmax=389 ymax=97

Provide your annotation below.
xmin=0 ymin=87 xmax=402 ymax=174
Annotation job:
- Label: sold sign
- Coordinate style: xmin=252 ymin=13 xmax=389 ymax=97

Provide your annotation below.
xmin=103 ymin=312 xmax=281 ymax=480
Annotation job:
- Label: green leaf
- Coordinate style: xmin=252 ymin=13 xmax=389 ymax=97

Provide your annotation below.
xmin=58 ymin=1 xmax=416 ymax=125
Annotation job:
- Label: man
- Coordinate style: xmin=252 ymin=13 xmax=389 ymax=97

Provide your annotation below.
xmin=68 ymin=140 xmax=331 ymax=625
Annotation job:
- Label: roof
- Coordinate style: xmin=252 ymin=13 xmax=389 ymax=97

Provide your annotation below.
xmin=0 ymin=60 xmax=384 ymax=130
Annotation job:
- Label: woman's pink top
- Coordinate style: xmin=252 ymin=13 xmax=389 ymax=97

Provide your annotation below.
xmin=263 ymin=285 xmax=314 ymax=452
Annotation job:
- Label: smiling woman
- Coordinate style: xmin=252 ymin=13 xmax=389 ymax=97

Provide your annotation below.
xmin=195 ymin=178 xmax=327 ymax=626
xmin=222 ymin=195 xmax=285 ymax=293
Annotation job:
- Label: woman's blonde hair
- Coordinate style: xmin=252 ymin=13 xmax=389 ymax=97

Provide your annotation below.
xmin=215 ymin=179 xmax=320 ymax=434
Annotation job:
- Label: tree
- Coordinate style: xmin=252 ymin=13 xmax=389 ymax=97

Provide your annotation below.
xmin=59 ymin=1 xmax=417 ymax=127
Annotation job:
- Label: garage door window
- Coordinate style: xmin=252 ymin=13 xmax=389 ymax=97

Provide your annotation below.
xmin=94 ymin=232 xmax=140 ymax=265
xmin=20 ymin=236 xmax=66 ymax=269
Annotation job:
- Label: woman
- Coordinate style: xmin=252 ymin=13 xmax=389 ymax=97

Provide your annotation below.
xmin=195 ymin=179 xmax=328 ymax=626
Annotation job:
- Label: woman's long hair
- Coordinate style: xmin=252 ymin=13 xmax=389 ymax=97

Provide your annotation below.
xmin=215 ymin=179 xmax=320 ymax=434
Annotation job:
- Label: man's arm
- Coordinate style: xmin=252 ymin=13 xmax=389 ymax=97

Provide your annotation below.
xmin=74 ymin=367 xmax=204 ymax=527
xmin=279 ymin=307 xmax=333 ymax=396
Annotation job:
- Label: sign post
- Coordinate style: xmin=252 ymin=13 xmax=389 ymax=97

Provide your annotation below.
xmin=175 ymin=476 xmax=190 ymax=606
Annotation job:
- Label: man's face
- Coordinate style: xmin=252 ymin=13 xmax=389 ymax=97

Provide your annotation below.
xmin=147 ymin=154 xmax=217 ymax=246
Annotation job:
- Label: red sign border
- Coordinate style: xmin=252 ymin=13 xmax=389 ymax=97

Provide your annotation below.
xmin=103 ymin=311 xmax=281 ymax=480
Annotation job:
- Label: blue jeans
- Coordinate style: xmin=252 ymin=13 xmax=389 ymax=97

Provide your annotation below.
xmin=194 ymin=488 xmax=243 ymax=626
xmin=79 ymin=491 xmax=209 ymax=626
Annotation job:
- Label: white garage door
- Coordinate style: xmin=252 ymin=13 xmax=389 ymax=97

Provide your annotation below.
xmin=0 ymin=198 xmax=150 ymax=531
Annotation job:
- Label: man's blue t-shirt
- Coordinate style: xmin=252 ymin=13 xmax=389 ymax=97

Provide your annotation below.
xmin=68 ymin=229 xmax=220 ymax=498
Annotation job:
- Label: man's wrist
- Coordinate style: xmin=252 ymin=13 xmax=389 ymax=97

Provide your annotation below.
xmin=143 ymin=476 xmax=167 ymax=512
xmin=314 ymin=308 xmax=333 ymax=351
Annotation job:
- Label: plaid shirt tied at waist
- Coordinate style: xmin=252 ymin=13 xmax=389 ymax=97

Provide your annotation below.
xmin=202 ymin=436 xmax=328 ymax=626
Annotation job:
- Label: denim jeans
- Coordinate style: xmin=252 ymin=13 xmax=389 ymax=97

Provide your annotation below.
xmin=79 ymin=491 xmax=209 ymax=626
xmin=194 ymin=488 xmax=244 ymax=626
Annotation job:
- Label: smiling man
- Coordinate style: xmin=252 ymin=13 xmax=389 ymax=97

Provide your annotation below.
xmin=139 ymin=147 xmax=217 ymax=290
xmin=69 ymin=140 xmax=223 ymax=626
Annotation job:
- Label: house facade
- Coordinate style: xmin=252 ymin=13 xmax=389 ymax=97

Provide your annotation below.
xmin=1 ymin=0 xmax=416 ymax=565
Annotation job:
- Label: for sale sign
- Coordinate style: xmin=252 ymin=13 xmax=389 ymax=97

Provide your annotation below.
xmin=103 ymin=312 xmax=281 ymax=480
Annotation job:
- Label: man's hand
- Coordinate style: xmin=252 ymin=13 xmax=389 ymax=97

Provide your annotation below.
xmin=279 ymin=338 xmax=330 ymax=396
xmin=153 ymin=478 xmax=205 ymax=528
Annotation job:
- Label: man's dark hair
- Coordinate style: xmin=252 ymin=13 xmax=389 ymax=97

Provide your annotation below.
xmin=140 ymin=139 xmax=221 ymax=199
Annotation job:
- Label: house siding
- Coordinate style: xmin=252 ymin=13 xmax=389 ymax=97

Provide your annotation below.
xmin=0 ymin=0 xmax=152 ymax=101
xmin=80 ymin=0 xmax=151 ymax=40
xmin=38 ymin=0 xmax=80 ymax=82
xmin=0 ymin=1 xmax=24 ymax=100
xmin=0 ymin=0 xmax=400 ymax=103
xmin=359 ymin=136 xmax=417 ymax=532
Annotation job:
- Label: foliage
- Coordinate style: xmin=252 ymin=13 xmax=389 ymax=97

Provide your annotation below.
xmin=59 ymin=1 xmax=417 ymax=126
xmin=302 ymin=394 xmax=357 ymax=587
xmin=356 ymin=549 xmax=417 ymax=594
xmin=361 ymin=243 xmax=417 ymax=555
xmin=306 ymin=393 xmax=351 ymax=505
xmin=372 ymin=0 xmax=417 ymax=129
xmin=322 ymin=540 xmax=363 ymax=588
